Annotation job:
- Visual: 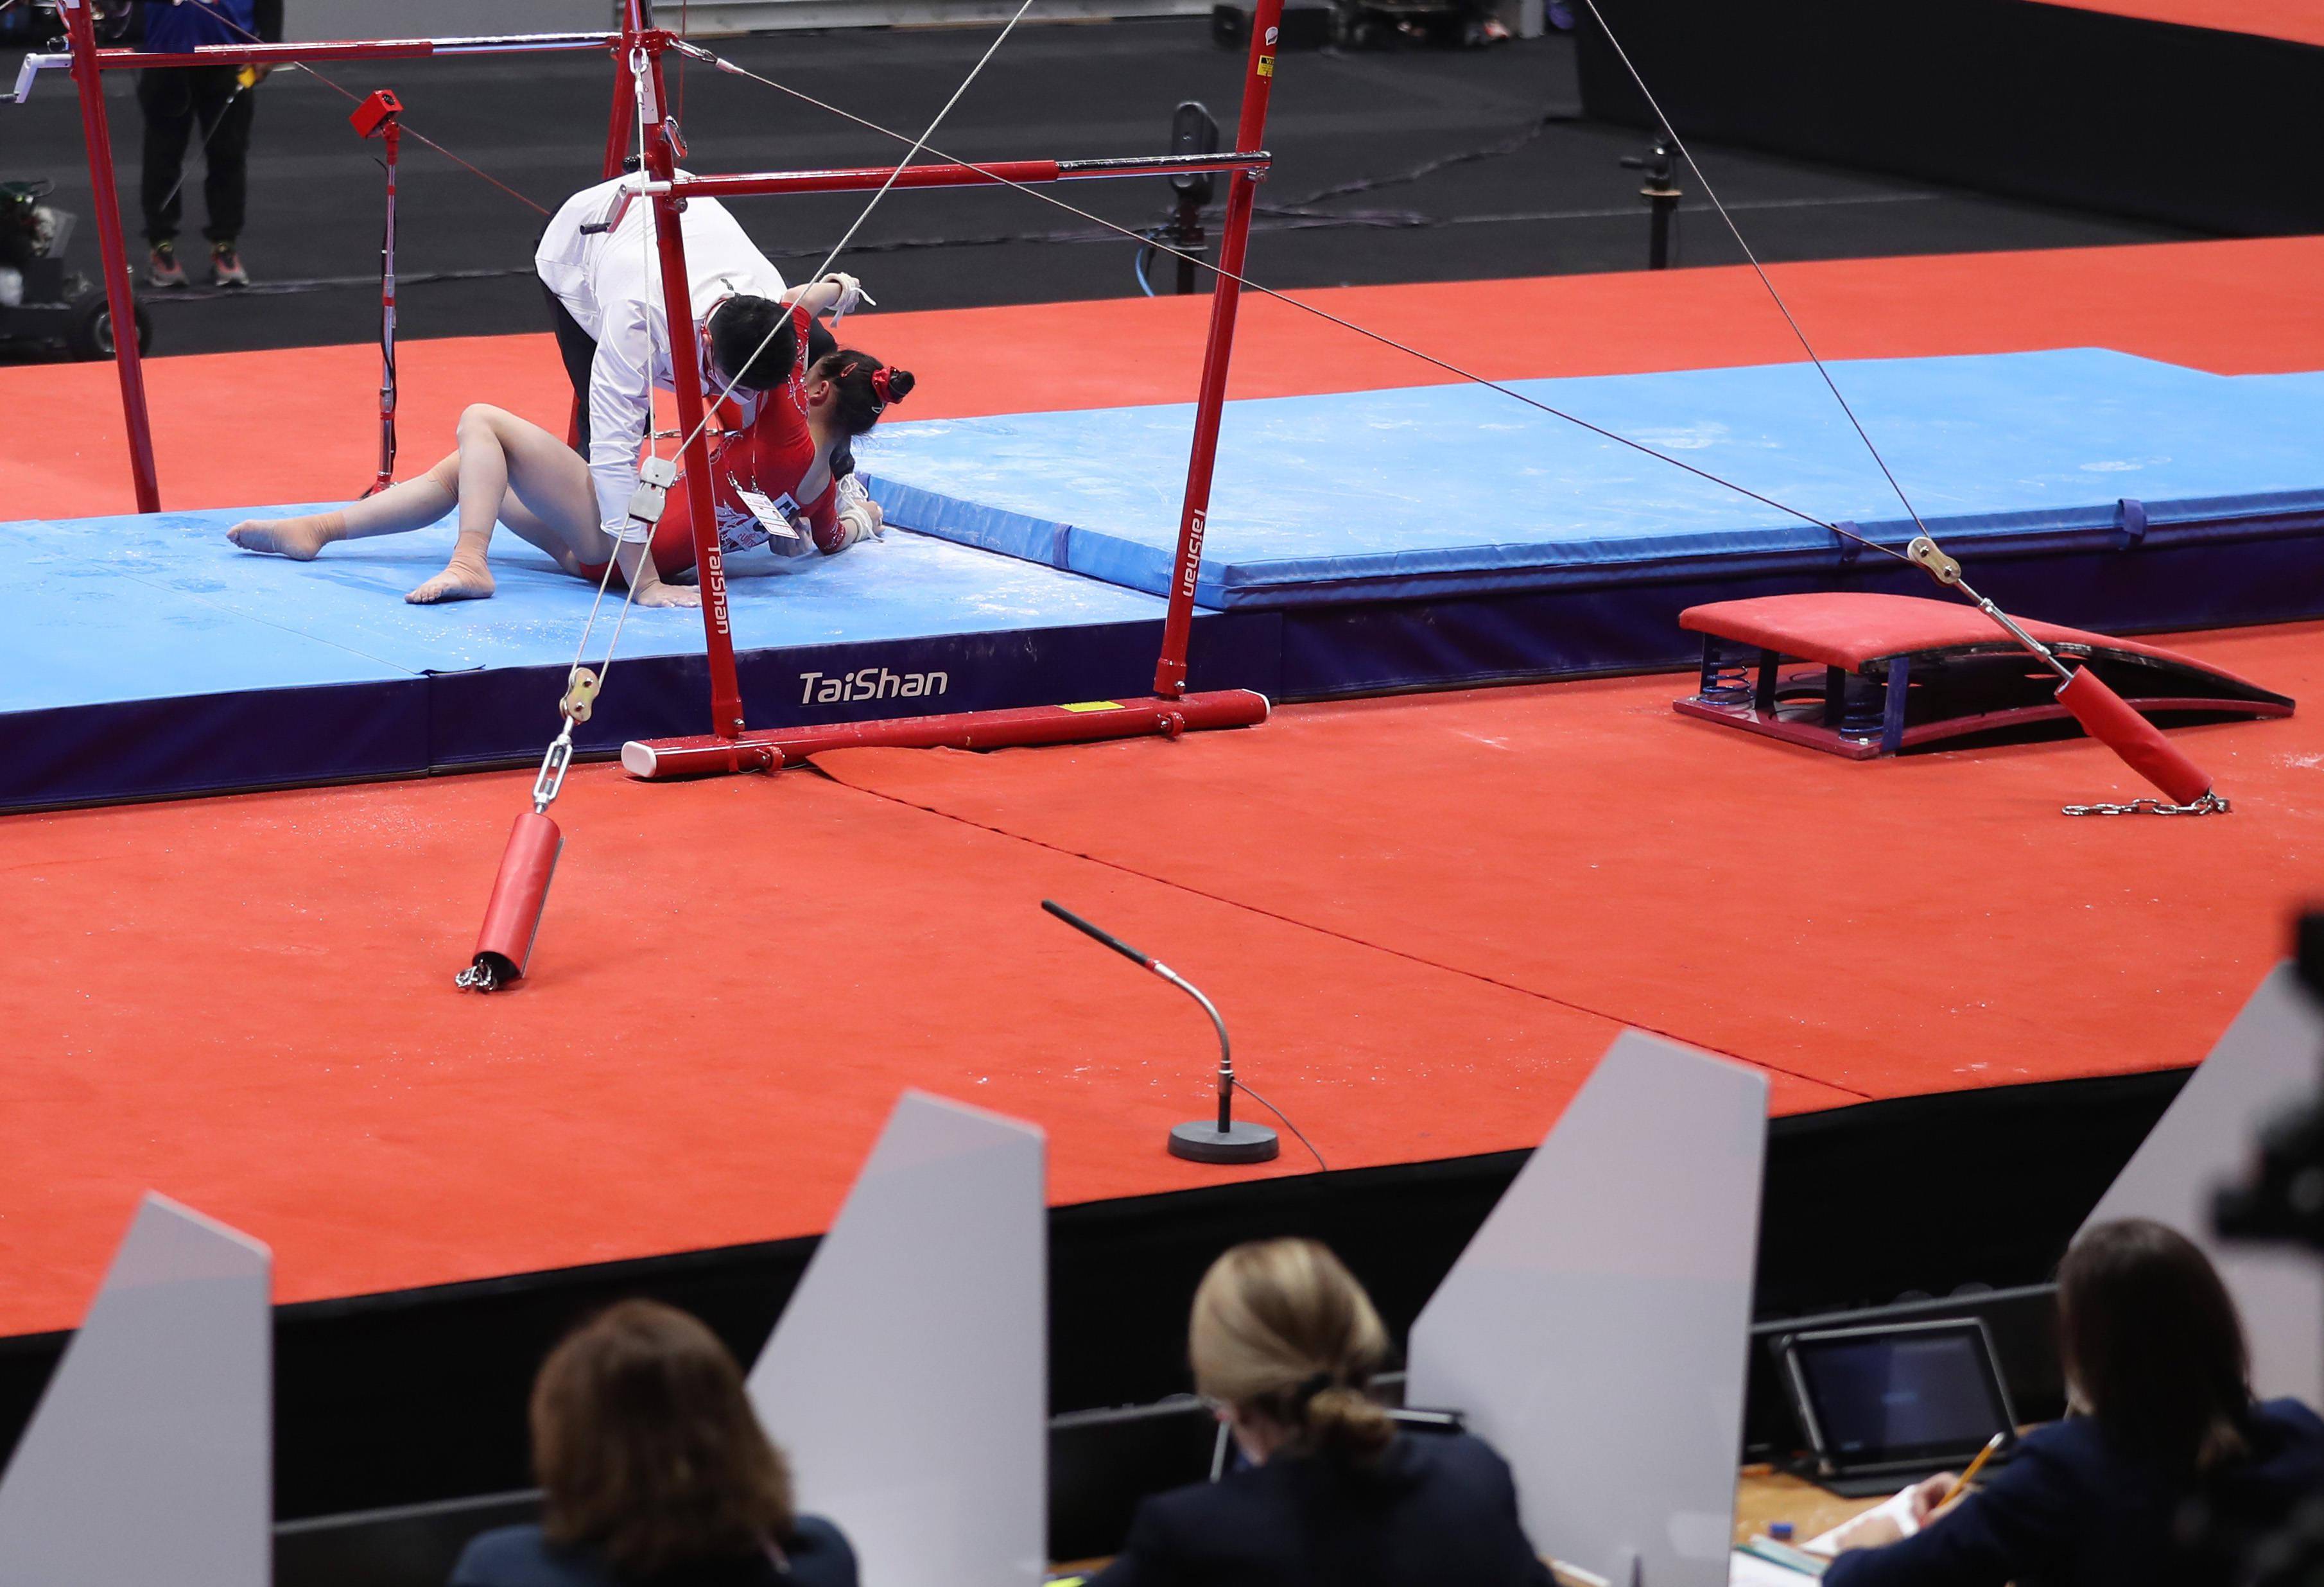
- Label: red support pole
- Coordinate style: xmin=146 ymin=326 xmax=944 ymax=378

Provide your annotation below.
xmin=576 ymin=17 xmax=642 ymax=451
xmin=639 ymin=42 xmax=746 ymax=738
xmin=623 ymin=689 xmax=1272 ymax=781
xmin=601 ymin=42 xmax=637 ymax=179
xmin=1152 ymin=0 xmax=1285 ymax=698
xmin=605 ymin=1 xmax=648 ymax=176
xmin=61 ymin=0 xmax=160 ymax=514
xmin=376 ymin=114 xmax=399 ymax=491
xmin=351 ymin=90 xmax=404 ymax=496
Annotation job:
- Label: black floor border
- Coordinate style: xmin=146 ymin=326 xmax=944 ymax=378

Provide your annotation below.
xmin=0 ymin=1066 xmax=2186 ymax=1519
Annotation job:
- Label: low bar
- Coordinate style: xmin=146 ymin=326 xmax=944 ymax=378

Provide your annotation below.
xmin=620 ymin=691 xmax=1272 ymax=781
xmin=670 ymin=150 xmax=1270 ymax=200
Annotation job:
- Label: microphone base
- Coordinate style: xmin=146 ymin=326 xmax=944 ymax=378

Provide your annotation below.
xmin=1169 ymin=1119 xmax=1280 ymax=1165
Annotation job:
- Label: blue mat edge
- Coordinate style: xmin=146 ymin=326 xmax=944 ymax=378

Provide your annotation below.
xmin=872 ymin=474 xmax=2324 ymax=609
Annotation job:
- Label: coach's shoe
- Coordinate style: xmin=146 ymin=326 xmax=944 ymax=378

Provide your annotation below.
xmin=146 ymin=241 xmax=187 ymax=290
xmin=209 ymin=241 xmax=250 ymax=288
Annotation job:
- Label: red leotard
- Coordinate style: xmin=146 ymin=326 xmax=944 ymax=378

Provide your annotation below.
xmin=580 ymin=303 xmax=841 ymax=581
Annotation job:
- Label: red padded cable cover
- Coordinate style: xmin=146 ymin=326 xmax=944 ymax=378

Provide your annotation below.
xmin=473 ymin=811 xmax=564 ymax=981
xmin=2055 ymin=668 xmax=2214 ymax=804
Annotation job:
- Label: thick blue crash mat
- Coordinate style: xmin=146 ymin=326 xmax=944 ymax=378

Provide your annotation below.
xmin=862 ymin=348 xmax=2324 ymax=607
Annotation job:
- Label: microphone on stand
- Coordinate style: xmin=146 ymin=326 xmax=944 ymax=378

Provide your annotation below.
xmin=1042 ymin=899 xmax=1279 ymax=1165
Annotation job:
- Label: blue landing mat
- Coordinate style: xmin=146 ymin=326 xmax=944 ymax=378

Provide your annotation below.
xmin=1 ymin=507 xmax=1275 ymax=810
xmin=863 ymin=349 xmax=2324 ymax=607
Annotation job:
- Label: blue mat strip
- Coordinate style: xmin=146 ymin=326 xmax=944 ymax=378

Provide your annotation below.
xmin=0 ymin=507 xmax=1276 ymax=811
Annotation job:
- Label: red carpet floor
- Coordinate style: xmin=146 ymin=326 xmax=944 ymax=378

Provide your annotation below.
xmin=3 ymin=629 xmax=2315 ymax=1337
xmin=4 ymin=241 xmax=2323 ymax=1335
xmin=2042 ymin=0 xmax=2324 ymax=47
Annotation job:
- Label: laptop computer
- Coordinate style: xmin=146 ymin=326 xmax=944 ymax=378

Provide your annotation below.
xmin=1776 ymin=1317 xmax=2018 ymax=1496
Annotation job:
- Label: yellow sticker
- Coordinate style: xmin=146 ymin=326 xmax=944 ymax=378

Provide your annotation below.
xmin=1059 ymin=700 xmax=1127 ymax=713
xmin=1256 ymin=54 xmax=1276 ymax=76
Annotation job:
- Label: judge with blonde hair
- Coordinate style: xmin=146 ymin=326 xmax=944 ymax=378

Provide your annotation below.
xmin=1094 ymin=1238 xmax=1554 ymax=1586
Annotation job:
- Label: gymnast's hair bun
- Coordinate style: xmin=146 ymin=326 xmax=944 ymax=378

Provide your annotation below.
xmin=832 ymin=354 xmax=914 ymax=436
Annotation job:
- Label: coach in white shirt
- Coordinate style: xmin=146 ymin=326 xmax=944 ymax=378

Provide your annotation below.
xmin=537 ymin=171 xmax=844 ymax=544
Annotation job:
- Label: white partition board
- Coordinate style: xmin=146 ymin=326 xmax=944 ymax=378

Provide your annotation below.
xmin=2083 ymin=963 xmax=2324 ymax=1405
xmin=0 ymin=1192 xmax=271 ymax=1587
xmin=1409 ymin=1030 xmax=1768 ymax=1587
xmin=749 ymin=1090 xmax=1046 ymax=1587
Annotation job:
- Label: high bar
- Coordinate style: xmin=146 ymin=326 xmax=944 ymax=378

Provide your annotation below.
xmin=8 ymin=32 xmax=623 ymax=96
xmin=669 ymin=151 xmax=1273 ymax=200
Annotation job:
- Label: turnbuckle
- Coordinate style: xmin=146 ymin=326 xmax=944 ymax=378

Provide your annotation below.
xmin=533 ymin=723 xmax=577 ymax=814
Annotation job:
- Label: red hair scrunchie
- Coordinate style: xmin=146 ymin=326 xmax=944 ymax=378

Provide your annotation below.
xmin=870 ymin=366 xmax=892 ymax=405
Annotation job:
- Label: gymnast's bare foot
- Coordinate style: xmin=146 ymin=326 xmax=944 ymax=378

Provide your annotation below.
xmin=227 ymin=512 xmax=345 ymax=560
xmin=406 ymin=556 xmax=496 ymax=604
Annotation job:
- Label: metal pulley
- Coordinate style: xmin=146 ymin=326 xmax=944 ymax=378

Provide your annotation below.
xmin=560 ymin=665 xmax=601 ymax=725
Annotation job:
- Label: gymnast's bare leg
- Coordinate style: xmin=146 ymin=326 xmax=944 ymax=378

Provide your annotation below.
xmin=226 ymin=405 xmax=599 ymax=604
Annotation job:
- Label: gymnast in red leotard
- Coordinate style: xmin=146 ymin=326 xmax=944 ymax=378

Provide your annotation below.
xmin=223 ymin=272 xmax=912 ymax=608
xmin=576 ymin=299 xmax=912 ymax=584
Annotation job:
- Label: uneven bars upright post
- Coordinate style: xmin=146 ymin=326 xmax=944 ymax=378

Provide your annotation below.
xmin=639 ymin=36 xmax=747 ymax=740
xmin=60 ymin=0 xmax=161 ymax=513
xmin=1151 ymin=0 xmax=1286 ymax=698
xmin=576 ymin=3 xmax=648 ymax=450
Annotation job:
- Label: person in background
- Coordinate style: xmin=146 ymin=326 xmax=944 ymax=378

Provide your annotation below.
xmin=451 ymin=1299 xmax=856 ymax=1587
xmin=1093 ymin=1238 xmax=1555 ymax=1587
xmin=1825 ymin=1218 xmax=2324 ymax=1587
xmin=137 ymin=0 xmax=280 ymax=288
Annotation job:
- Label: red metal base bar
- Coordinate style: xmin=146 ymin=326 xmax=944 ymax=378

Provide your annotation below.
xmin=620 ymin=691 xmax=1271 ymax=781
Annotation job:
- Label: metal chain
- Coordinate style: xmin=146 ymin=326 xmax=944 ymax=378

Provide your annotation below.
xmin=2061 ymin=794 xmax=2232 ymax=817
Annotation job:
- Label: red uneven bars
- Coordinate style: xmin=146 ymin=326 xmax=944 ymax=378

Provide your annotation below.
xmin=622 ymin=0 xmax=1287 ymax=775
xmin=38 ymin=12 xmax=636 ymax=514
